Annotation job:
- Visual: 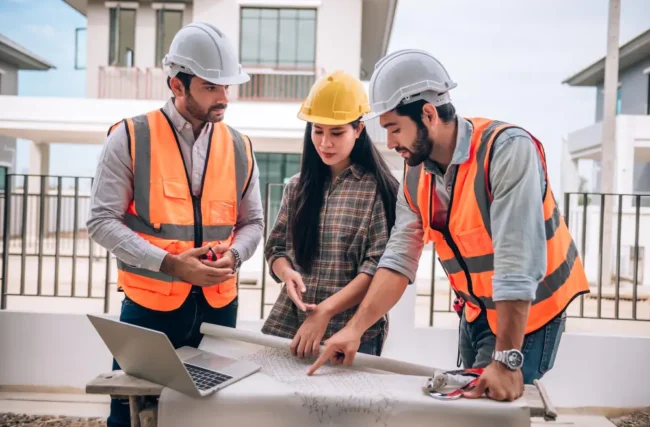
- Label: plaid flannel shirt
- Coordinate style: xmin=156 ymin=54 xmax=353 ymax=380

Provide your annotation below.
xmin=261 ymin=164 xmax=390 ymax=345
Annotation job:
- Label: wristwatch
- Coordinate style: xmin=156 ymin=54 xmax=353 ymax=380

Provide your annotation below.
xmin=228 ymin=248 xmax=242 ymax=272
xmin=492 ymin=349 xmax=524 ymax=370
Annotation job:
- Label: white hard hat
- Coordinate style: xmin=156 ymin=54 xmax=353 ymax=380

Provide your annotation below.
xmin=364 ymin=49 xmax=457 ymax=120
xmin=162 ymin=22 xmax=249 ymax=86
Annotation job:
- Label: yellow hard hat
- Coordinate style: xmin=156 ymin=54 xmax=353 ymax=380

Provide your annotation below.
xmin=297 ymin=70 xmax=371 ymax=125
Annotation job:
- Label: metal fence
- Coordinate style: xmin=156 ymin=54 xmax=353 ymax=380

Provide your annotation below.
xmin=0 ymin=173 xmax=112 ymax=311
xmin=1 ymin=172 xmax=648 ymax=325
xmin=563 ymin=192 xmax=649 ymax=322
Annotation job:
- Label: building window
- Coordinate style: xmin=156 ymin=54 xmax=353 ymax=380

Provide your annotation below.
xmin=616 ymin=86 xmax=622 ymax=115
xmin=109 ymin=7 xmax=136 ymax=67
xmin=240 ymin=7 xmax=317 ymax=69
xmin=156 ymin=9 xmax=183 ymax=67
xmin=647 ymin=75 xmax=650 ymax=115
xmin=0 ymin=166 xmax=6 ymax=192
xmin=256 ymin=153 xmax=301 ymax=227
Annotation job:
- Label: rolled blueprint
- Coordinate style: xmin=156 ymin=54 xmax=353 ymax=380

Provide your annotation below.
xmin=200 ymin=323 xmax=442 ymax=377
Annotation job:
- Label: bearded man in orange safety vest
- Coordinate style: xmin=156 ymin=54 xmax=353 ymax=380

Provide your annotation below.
xmin=309 ymin=49 xmax=589 ymax=403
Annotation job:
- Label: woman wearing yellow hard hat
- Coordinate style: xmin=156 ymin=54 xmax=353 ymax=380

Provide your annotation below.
xmin=261 ymin=70 xmax=398 ymax=358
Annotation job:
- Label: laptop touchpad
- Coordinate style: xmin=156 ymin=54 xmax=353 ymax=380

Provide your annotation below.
xmin=185 ymin=352 xmax=235 ymax=371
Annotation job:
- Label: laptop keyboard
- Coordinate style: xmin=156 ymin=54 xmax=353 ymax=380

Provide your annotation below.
xmin=184 ymin=363 xmax=233 ymax=390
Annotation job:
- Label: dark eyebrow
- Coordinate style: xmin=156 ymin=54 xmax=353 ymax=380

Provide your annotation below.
xmin=382 ymin=122 xmax=398 ymax=129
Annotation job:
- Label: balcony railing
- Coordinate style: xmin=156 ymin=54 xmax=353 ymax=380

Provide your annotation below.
xmin=237 ymin=68 xmax=320 ymax=102
xmin=98 ymin=66 xmax=320 ymax=102
xmin=98 ymin=66 xmax=171 ymax=100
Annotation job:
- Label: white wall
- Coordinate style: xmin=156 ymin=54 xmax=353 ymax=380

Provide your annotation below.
xmin=316 ymin=0 xmax=362 ymax=76
xmin=85 ymin=0 xmax=195 ymax=97
xmin=85 ymin=0 xmax=110 ymax=98
xmin=1 ymin=306 xmax=649 ymax=409
xmin=191 ymin=0 xmax=363 ymax=77
xmin=192 ymin=0 xmax=240 ymax=48
xmin=134 ymin=3 xmax=156 ymax=69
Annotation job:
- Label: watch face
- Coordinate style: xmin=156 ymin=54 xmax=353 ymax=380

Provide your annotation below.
xmin=507 ymin=350 xmax=523 ymax=369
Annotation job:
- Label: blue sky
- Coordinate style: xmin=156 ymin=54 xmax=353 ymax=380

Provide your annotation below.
xmin=0 ymin=0 xmax=101 ymax=177
xmin=1 ymin=0 xmax=649 ymax=191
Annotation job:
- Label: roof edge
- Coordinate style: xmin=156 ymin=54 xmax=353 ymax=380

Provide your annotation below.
xmin=562 ymin=28 xmax=650 ymax=87
xmin=0 ymin=35 xmax=55 ymax=71
xmin=62 ymin=0 xmax=87 ymax=17
xmin=380 ymin=0 xmax=399 ymax=57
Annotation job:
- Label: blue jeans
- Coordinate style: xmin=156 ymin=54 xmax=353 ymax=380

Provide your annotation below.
xmin=107 ymin=291 xmax=238 ymax=427
xmin=459 ymin=310 xmax=566 ymax=384
xmin=357 ymin=332 xmax=384 ymax=356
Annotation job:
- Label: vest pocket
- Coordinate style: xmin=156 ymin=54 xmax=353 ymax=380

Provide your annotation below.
xmin=163 ymin=180 xmax=190 ymax=200
xmin=122 ymin=271 xmax=173 ymax=296
xmin=210 ymin=201 xmax=236 ymax=225
xmin=455 ymin=226 xmax=493 ymax=257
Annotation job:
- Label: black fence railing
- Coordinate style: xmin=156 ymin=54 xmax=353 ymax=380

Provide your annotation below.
xmin=0 ymin=173 xmax=112 ymax=311
xmin=563 ymin=192 xmax=649 ymax=322
xmin=1 ymin=172 xmax=648 ymax=325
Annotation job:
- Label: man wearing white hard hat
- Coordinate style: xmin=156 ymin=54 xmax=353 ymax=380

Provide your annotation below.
xmin=309 ymin=49 xmax=589 ymax=402
xmin=88 ymin=23 xmax=263 ymax=426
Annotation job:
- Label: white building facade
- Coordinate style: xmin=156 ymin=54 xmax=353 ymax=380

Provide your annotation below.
xmin=561 ymin=28 xmax=650 ymax=288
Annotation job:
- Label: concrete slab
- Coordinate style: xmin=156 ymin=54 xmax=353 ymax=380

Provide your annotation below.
xmin=531 ymin=415 xmax=616 ymax=426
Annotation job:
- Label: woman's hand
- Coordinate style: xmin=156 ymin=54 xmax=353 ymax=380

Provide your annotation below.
xmin=291 ymin=306 xmax=332 ymax=359
xmin=279 ymin=268 xmax=316 ymax=312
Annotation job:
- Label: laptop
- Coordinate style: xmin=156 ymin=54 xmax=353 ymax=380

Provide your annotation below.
xmin=87 ymin=314 xmax=261 ymax=398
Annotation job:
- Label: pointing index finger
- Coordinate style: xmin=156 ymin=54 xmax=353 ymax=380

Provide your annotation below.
xmin=307 ymin=345 xmax=333 ymax=376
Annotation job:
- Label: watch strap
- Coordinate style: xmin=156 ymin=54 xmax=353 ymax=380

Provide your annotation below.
xmin=229 ymin=248 xmax=242 ymax=271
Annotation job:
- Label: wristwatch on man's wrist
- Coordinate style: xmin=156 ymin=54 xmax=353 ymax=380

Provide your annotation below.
xmin=228 ymin=248 xmax=242 ymax=271
xmin=492 ymin=349 xmax=524 ymax=370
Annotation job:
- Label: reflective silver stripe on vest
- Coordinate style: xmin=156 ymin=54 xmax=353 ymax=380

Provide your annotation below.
xmin=126 ymin=113 xmax=250 ymax=243
xmin=534 ymin=240 xmax=579 ymax=304
xmin=117 ymin=259 xmax=176 ymax=282
xmin=474 ymin=120 xmax=508 ymax=237
xmin=227 ymin=125 xmax=251 ymax=210
xmin=454 ymin=241 xmax=579 ymax=311
xmin=440 ymin=253 xmax=494 ymax=275
xmin=455 ymin=289 xmax=495 ymax=310
xmin=132 ymin=114 xmax=152 ymax=225
xmin=545 ymin=205 xmax=561 ymax=240
xmin=124 ymin=213 xmax=234 ymax=241
xmin=404 ymin=163 xmax=423 ymax=214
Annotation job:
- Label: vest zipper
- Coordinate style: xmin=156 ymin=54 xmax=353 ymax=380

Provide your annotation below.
xmin=192 ymin=195 xmax=202 ymax=248
xmin=431 ymin=171 xmax=486 ymax=313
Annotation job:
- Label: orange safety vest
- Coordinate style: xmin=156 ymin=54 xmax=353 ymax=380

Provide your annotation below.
xmin=107 ymin=109 xmax=254 ymax=312
xmin=404 ymin=118 xmax=589 ymax=335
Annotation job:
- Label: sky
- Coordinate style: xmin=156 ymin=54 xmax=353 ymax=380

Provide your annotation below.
xmin=0 ymin=0 xmax=649 ymax=193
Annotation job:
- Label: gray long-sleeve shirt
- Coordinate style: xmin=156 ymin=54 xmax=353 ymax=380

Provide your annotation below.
xmin=87 ymin=98 xmax=264 ymax=272
xmin=377 ymin=116 xmax=547 ymax=302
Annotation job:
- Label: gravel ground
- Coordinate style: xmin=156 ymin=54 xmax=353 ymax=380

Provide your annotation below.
xmin=609 ymin=411 xmax=650 ymax=427
xmin=2 ymin=410 xmax=648 ymax=426
xmin=0 ymin=413 xmax=106 ymax=427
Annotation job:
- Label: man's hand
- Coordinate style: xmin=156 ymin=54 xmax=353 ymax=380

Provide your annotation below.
xmin=462 ymin=361 xmax=524 ymax=401
xmin=291 ymin=307 xmax=332 ymax=359
xmin=279 ymin=268 xmax=316 ymax=312
xmin=306 ymin=325 xmax=362 ymax=375
xmin=200 ymin=244 xmax=236 ymax=271
xmin=161 ymin=245 xmax=235 ymax=287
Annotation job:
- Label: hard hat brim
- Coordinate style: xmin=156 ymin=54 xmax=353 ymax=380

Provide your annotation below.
xmin=201 ymin=72 xmax=250 ymax=86
xmin=297 ymin=111 xmax=361 ymax=126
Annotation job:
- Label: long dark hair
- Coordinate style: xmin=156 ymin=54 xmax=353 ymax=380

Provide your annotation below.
xmin=289 ymin=120 xmax=399 ymax=274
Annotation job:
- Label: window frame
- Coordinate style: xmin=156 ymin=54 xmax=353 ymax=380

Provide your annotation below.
xmin=155 ymin=8 xmax=184 ymax=67
xmin=238 ymin=6 xmax=317 ymax=70
xmin=108 ymin=6 xmax=137 ymax=67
